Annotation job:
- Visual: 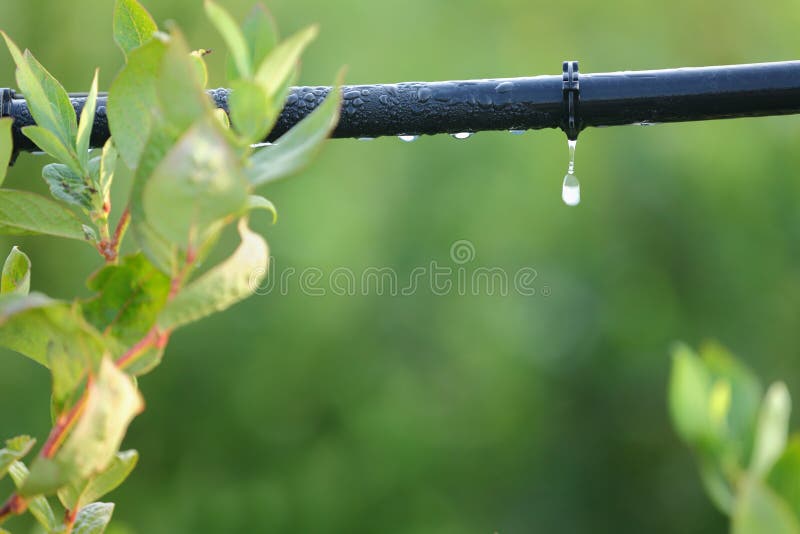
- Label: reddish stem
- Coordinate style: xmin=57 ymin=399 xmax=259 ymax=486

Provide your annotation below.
xmin=42 ymin=385 xmax=90 ymax=459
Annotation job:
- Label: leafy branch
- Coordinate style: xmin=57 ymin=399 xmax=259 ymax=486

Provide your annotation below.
xmin=0 ymin=0 xmax=342 ymax=531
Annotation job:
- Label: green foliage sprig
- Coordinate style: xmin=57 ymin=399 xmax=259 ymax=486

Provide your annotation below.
xmin=669 ymin=342 xmax=800 ymax=533
xmin=0 ymin=1 xmax=342 ymax=531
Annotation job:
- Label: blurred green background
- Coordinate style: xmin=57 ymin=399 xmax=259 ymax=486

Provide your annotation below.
xmin=2 ymin=0 xmax=800 ymax=532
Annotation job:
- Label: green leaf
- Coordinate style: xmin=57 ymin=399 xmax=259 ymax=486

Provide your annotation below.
xmin=0 ymin=118 xmax=13 ymax=186
xmin=0 ymin=293 xmax=106 ymax=407
xmin=22 ymin=358 xmax=143 ymax=497
xmin=733 ymin=477 xmax=800 ymax=534
xmin=82 ymin=253 xmax=170 ymax=346
xmin=698 ymin=455 xmax=734 ymax=514
xmin=77 ymin=70 xmax=100 ymax=168
xmin=72 ymin=502 xmax=114 ymax=534
xmin=0 ymin=435 xmax=35 ymax=480
xmin=155 ymin=29 xmax=213 ymax=134
xmin=99 ymin=140 xmax=117 ymax=206
xmin=768 ymin=437 xmax=800 ymax=521
xmin=142 ymin=120 xmax=249 ymax=247
xmin=22 ymin=126 xmax=82 ymax=175
xmin=668 ymin=343 xmax=711 ymax=444
xmin=158 ymin=219 xmax=268 ymax=330
xmin=128 ymin=128 xmax=179 ymax=274
xmin=1 ymin=33 xmax=77 ymax=151
xmin=247 ymin=72 xmax=342 ymax=187
xmin=42 ymin=164 xmax=94 ymax=210
xmin=205 ymin=0 xmax=252 ymax=79
xmin=8 ymin=461 xmax=59 ymax=532
xmin=254 ymin=25 xmax=318 ymax=97
xmin=108 ymin=37 xmax=167 ymax=168
xmin=113 ymin=0 xmax=158 ymax=57
xmin=702 ymin=341 xmax=763 ymax=460
xmin=245 ymin=195 xmax=277 ymax=224
xmin=190 ymin=49 xmax=210 ymax=88
xmin=751 ymin=382 xmax=791 ymax=477
xmin=1 ymin=246 xmax=31 ymax=295
xmin=59 ymin=450 xmax=138 ymax=511
xmin=242 ymin=4 xmax=278 ymax=71
xmin=0 ymin=189 xmax=85 ymax=241
xmin=0 ymin=189 xmax=87 ymax=240
xmin=229 ymin=79 xmax=273 ymax=143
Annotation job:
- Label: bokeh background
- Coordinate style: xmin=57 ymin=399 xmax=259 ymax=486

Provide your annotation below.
xmin=1 ymin=0 xmax=800 ymax=532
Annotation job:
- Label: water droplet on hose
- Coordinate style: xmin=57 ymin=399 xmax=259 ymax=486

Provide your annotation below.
xmin=451 ymin=132 xmax=473 ymax=140
xmin=398 ymin=135 xmax=419 ymax=143
xmin=562 ymin=139 xmax=580 ymax=206
xmin=562 ymin=173 xmax=581 ymax=206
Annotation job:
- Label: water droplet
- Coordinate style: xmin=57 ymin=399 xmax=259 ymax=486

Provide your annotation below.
xmin=495 ymin=81 xmax=515 ymax=93
xmin=451 ymin=132 xmax=473 ymax=140
xmin=509 ymin=129 xmax=526 ymax=135
xmin=562 ymin=173 xmax=581 ymax=206
xmin=358 ymin=137 xmax=375 ymax=142
xmin=562 ymin=139 xmax=580 ymax=206
xmin=398 ymin=135 xmax=419 ymax=143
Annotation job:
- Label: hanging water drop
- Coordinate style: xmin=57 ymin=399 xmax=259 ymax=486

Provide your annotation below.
xmin=398 ymin=134 xmax=419 ymax=143
xmin=561 ymin=139 xmax=581 ymax=206
xmin=451 ymin=132 xmax=473 ymax=140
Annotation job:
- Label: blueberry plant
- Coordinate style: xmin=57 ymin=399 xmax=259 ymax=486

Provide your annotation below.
xmin=670 ymin=342 xmax=800 ymax=533
xmin=0 ymin=0 xmax=341 ymax=531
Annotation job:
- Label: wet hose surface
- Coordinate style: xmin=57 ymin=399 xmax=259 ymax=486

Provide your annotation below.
xmin=3 ymin=60 xmax=800 ymax=153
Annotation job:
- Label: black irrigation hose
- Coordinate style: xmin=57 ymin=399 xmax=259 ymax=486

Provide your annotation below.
xmin=3 ymin=60 xmax=800 ymax=155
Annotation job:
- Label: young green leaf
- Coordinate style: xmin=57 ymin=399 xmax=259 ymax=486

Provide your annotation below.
xmin=732 ymin=477 xmax=800 ymax=534
xmin=245 ymin=195 xmax=278 ymax=224
xmin=108 ymin=37 xmax=167 ymax=168
xmin=0 ymin=118 xmax=13 ymax=186
xmin=768 ymin=437 xmax=800 ymax=522
xmin=205 ymin=0 xmax=252 ymax=79
xmin=59 ymin=450 xmax=138 ymax=511
xmin=8 ymin=461 xmax=59 ymax=532
xmin=158 ymin=219 xmax=268 ymax=330
xmin=42 ymin=164 xmax=94 ymax=210
xmin=227 ymin=3 xmax=278 ymax=81
xmin=242 ymin=3 xmax=278 ymax=72
xmin=247 ymin=72 xmax=343 ymax=187
xmin=72 ymin=502 xmax=115 ymax=534
xmin=1 ymin=246 xmax=31 ymax=295
xmin=23 ymin=358 xmax=143 ymax=497
xmin=0 ymin=189 xmax=87 ymax=240
xmin=155 ymin=29 xmax=214 ymax=134
xmin=77 ymin=70 xmax=100 ymax=168
xmin=229 ymin=79 xmax=273 ymax=143
xmin=254 ymin=25 xmax=318 ymax=97
xmin=190 ymin=49 xmax=210 ymax=88
xmin=83 ymin=253 xmax=171 ymax=346
xmin=0 ymin=435 xmax=35 ymax=480
xmin=1 ymin=33 xmax=77 ymax=152
xmin=751 ymin=382 xmax=791 ymax=477
xmin=23 ymin=126 xmax=82 ymax=175
xmin=113 ymin=0 xmax=158 ymax=57
xmin=142 ymin=120 xmax=249 ymax=247
xmin=668 ymin=343 xmax=711 ymax=445
xmin=98 ymin=140 xmax=118 ymax=204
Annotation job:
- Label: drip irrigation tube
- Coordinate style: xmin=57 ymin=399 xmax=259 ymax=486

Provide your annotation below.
xmin=3 ymin=60 xmax=800 ymax=154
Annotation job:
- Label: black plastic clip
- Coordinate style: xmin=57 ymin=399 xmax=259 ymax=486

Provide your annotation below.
xmin=561 ymin=61 xmax=580 ymax=141
xmin=0 ymin=88 xmax=13 ymax=118
xmin=1 ymin=89 xmax=19 ymax=166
